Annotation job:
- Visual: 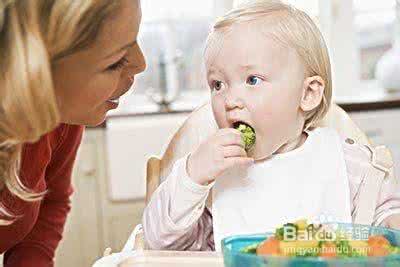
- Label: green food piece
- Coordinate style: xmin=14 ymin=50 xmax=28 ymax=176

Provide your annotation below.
xmin=275 ymin=227 xmax=285 ymax=241
xmin=275 ymin=223 xmax=298 ymax=241
xmin=336 ymin=240 xmax=352 ymax=257
xmin=390 ymin=245 xmax=400 ymax=254
xmin=240 ymin=243 xmax=260 ymax=254
xmin=235 ymin=123 xmax=256 ymax=151
xmin=295 ymin=248 xmax=319 ymax=257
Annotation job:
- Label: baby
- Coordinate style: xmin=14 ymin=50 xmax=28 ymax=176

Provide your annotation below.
xmin=143 ymin=0 xmax=400 ymax=251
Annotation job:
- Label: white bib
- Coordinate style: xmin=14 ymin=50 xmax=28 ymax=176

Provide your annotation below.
xmin=212 ymin=127 xmax=352 ymax=251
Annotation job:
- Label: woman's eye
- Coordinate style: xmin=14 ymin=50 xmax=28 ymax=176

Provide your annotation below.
xmin=106 ymin=57 xmax=129 ymax=72
xmin=211 ymin=80 xmax=224 ymax=91
xmin=246 ymin=75 xmax=262 ymax=86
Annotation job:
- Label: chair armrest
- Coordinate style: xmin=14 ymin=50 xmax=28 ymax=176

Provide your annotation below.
xmin=122 ymin=224 xmax=146 ymax=252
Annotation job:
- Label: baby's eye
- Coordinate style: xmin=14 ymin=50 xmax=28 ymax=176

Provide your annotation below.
xmin=246 ymin=75 xmax=262 ymax=86
xmin=211 ymin=80 xmax=224 ymax=91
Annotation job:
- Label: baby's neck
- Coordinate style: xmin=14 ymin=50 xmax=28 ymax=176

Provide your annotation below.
xmin=275 ymin=132 xmax=308 ymax=154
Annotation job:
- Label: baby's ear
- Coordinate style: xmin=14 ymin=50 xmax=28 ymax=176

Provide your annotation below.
xmin=300 ymin=76 xmax=325 ymax=112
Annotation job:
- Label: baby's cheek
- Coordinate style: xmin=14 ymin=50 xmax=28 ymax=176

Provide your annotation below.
xmin=211 ymin=96 xmax=227 ymax=128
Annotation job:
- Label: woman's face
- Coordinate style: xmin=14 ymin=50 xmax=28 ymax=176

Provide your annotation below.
xmin=52 ymin=0 xmax=146 ymax=126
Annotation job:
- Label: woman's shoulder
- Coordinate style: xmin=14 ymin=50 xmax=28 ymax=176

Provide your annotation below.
xmin=48 ymin=124 xmax=84 ymax=152
xmin=21 ymin=124 xmax=84 ymax=186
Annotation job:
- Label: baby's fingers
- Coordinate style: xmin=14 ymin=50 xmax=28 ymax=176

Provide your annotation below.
xmin=218 ymin=131 xmax=244 ymax=148
xmin=224 ymin=157 xmax=254 ymax=169
xmin=223 ymin=145 xmax=247 ymax=158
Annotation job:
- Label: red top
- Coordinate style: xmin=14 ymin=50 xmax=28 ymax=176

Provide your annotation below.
xmin=0 ymin=124 xmax=84 ymax=267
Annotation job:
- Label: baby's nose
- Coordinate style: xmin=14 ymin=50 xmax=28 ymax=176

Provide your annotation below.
xmin=225 ymin=94 xmax=245 ymax=111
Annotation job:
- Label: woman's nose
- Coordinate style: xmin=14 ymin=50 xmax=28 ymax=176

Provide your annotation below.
xmin=127 ymin=42 xmax=147 ymax=76
xmin=133 ymin=43 xmax=146 ymax=74
xmin=117 ymin=44 xmax=147 ymax=92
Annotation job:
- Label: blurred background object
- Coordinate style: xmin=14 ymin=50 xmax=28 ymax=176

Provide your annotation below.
xmin=113 ymin=0 xmax=399 ymax=113
xmin=375 ymin=0 xmax=400 ymax=92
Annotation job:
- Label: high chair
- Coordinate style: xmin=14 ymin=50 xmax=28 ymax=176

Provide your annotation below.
xmin=119 ymin=102 xmax=393 ymax=253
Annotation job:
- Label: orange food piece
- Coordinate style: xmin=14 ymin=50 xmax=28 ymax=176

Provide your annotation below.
xmin=256 ymin=237 xmax=281 ymax=256
xmin=367 ymin=235 xmax=391 ymax=257
xmin=320 ymin=242 xmax=337 ymax=258
xmin=368 ymin=245 xmax=390 ymax=257
xmin=368 ymin=235 xmax=390 ymax=248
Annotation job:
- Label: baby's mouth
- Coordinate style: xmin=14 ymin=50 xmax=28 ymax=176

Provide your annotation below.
xmin=232 ymin=121 xmax=256 ymax=151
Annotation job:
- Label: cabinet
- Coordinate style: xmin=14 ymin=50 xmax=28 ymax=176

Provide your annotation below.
xmin=55 ymin=134 xmax=104 ymax=267
xmin=55 ymin=113 xmax=189 ymax=267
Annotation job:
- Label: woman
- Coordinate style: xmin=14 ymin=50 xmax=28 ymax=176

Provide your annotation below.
xmin=0 ymin=0 xmax=145 ymax=266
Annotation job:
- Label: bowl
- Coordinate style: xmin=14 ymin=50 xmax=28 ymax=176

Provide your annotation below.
xmin=222 ymin=223 xmax=400 ymax=267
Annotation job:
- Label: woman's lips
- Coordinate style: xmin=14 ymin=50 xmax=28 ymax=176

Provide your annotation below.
xmin=106 ymin=76 xmax=136 ymax=108
xmin=106 ymin=97 xmax=120 ymax=109
xmin=106 ymin=100 xmax=119 ymax=109
xmin=107 ymin=98 xmax=120 ymax=104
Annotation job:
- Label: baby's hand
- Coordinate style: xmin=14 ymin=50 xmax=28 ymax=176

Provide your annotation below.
xmin=187 ymin=128 xmax=254 ymax=185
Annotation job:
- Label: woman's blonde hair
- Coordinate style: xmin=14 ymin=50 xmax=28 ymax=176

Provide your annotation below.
xmin=206 ymin=0 xmax=332 ymax=130
xmin=0 ymin=0 xmax=119 ymax=224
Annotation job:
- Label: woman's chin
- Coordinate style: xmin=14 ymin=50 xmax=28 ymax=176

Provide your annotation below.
xmin=85 ymin=102 xmax=120 ymax=126
xmin=81 ymin=110 xmax=108 ymax=127
xmin=80 ymin=115 xmax=106 ymax=127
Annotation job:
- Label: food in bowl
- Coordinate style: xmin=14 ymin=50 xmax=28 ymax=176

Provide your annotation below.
xmin=240 ymin=219 xmax=400 ymax=258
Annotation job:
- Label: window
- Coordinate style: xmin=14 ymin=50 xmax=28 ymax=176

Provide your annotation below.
xmin=122 ymin=0 xmax=397 ymax=113
xmin=354 ymin=0 xmax=396 ymax=80
xmin=141 ymin=0 xmax=215 ymax=22
xmin=234 ymin=0 xmax=318 ymax=16
xmin=285 ymin=0 xmax=397 ymax=82
xmin=235 ymin=0 xmax=397 ymax=90
xmin=131 ymin=0 xmax=216 ymax=99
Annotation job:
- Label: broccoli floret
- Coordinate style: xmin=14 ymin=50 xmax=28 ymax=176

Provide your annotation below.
xmin=336 ymin=240 xmax=352 ymax=257
xmin=275 ymin=226 xmax=285 ymax=241
xmin=240 ymin=243 xmax=260 ymax=254
xmin=275 ymin=223 xmax=298 ymax=241
xmin=235 ymin=123 xmax=256 ymax=151
xmin=295 ymin=248 xmax=319 ymax=257
xmin=390 ymin=245 xmax=400 ymax=255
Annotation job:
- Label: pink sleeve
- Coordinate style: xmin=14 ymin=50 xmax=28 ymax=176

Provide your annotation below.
xmin=343 ymin=139 xmax=400 ymax=225
xmin=142 ymin=156 xmax=215 ymax=251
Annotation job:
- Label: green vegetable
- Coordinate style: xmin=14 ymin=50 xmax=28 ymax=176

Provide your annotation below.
xmin=235 ymin=123 xmax=256 ymax=151
xmin=336 ymin=240 xmax=352 ymax=257
xmin=275 ymin=223 xmax=298 ymax=241
xmin=275 ymin=227 xmax=285 ymax=241
xmin=240 ymin=243 xmax=260 ymax=254
xmin=390 ymin=245 xmax=400 ymax=254
xmin=295 ymin=247 xmax=319 ymax=257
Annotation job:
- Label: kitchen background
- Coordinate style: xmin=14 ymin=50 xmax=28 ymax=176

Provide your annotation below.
xmin=53 ymin=0 xmax=400 ymax=266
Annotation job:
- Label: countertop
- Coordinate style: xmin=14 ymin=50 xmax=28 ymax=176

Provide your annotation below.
xmin=335 ymin=80 xmax=400 ymax=112
xmin=93 ymin=80 xmax=400 ymax=128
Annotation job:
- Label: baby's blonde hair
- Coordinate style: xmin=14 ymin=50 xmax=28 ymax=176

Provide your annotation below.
xmin=206 ymin=0 xmax=332 ymax=130
xmin=0 ymin=0 xmax=119 ymax=224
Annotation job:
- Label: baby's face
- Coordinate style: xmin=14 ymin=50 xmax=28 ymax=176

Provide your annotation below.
xmin=206 ymin=22 xmax=307 ymax=159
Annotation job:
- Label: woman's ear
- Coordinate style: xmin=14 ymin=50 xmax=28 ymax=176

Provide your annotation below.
xmin=300 ymin=76 xmax=325 ymax=112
